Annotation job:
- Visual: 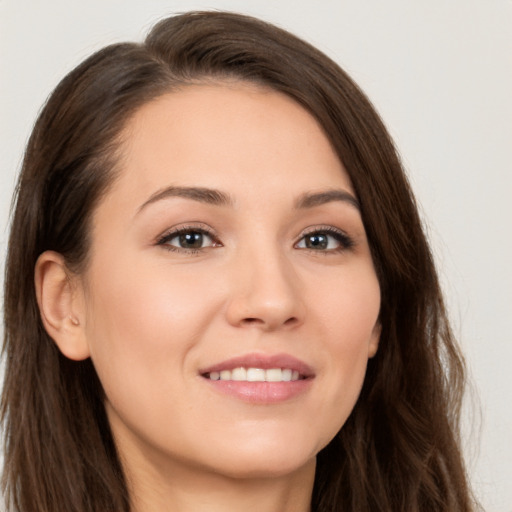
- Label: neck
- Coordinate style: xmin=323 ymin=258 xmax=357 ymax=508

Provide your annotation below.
xmin=124 ymin=446 xmax=315 ymax=512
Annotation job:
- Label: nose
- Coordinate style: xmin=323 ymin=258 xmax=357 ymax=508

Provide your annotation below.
xmin=225 ymin=248 xmax=305 ymax=331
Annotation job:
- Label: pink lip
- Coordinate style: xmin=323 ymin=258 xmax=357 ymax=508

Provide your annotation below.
xmin=199 ymin=353 xmax=315 ymax=404
xmin=199 ymin=352 xmax=314 ymax=378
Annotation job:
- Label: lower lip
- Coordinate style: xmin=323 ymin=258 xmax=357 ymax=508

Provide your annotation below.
xmin=204 ymin=378 xmax=313 ymax=404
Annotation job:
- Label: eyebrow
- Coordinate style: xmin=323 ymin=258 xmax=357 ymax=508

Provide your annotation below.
xmin=294 ymin=189 xmax=360 ymax=211
xmin=137 ymin=185 xmax=359 ymax=214
xmin=137 ymin=186 xmax=233 ymax=213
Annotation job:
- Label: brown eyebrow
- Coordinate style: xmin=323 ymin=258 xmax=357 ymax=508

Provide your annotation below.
xmin=137 ymin=186 xmax=234 ymax=213
xmin=294 ymin=189 xmax=360 ymax=211
xmin=137 ymin=186 xmax=359 ymax=215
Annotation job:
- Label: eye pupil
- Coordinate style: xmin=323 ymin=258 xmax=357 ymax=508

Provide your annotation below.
xmin=306 ymin=234 xmax=328 ymax=249
xmin=179 ymin=232 xmax=203 ymax=248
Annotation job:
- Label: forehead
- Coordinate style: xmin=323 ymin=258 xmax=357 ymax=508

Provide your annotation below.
xmin=111 ymin=82 xmax=353 ymax=209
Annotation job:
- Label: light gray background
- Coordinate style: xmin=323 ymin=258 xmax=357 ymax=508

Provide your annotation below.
xmin=1 ymin=1 xmax=511 ymax=510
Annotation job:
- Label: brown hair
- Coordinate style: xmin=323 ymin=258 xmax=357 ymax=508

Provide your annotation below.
xmin=2 ymin=11 xmax=477 ymax=512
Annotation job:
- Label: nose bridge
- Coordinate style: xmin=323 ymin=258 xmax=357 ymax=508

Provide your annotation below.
xmin=225 ymin=235 xmax=304 ymax=330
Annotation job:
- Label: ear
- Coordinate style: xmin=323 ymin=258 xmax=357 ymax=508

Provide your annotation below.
xmin=34 ymin=251 xmax=90 ymax=361
xmin=367 ymin=322 xmax=381 ymax=359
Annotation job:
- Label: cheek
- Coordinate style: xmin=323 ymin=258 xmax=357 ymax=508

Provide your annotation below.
xmin=82 ymin=257 xmax=219 ymax=405
xmin=314 ymin=264 xmax=380 ymax=355
xmin=308 ymin=266 xmax=380 ymax=438
xmin=86 ymin=254 xmax=215 ymax=342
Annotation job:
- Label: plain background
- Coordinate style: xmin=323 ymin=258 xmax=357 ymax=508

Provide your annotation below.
xmin=1 ymin=1 xmax=511 ymax=510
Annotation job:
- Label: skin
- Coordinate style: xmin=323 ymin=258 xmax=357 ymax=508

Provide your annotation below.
xmin=37 ymin=83 xmax=381 ymax=512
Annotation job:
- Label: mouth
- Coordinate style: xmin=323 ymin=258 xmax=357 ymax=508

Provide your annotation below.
xmin=204 ymin=367 xmax=306 ymax=382
xmin=199 ymin=353 xmax=314 ymax=403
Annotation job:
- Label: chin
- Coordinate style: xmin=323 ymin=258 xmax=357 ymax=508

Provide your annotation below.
xmin=209 ymin=452 xmax=316 ymax=480
xmin=193 ymin=431 xmax=322 ymax=480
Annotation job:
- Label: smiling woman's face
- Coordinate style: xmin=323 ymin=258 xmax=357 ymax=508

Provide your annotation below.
xmin=75 ymin=83 xmax=381 ymax=481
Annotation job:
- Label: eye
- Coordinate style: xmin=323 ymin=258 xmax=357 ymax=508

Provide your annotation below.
xmin=295 ymin=228 xmax=353 ymax=252
xmin=157 ymin=227 xmax=219 ymax=252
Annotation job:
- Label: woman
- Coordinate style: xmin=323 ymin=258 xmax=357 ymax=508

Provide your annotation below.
xmin=1 ymin=11 xmax=477 ymax=512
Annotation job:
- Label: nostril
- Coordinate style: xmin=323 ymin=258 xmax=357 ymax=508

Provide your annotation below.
xmin=242 ymin=317 xmax=263 ymax=325
xmin=240 ymin=316 xmax=299 ymax=329
xmin=242 ymin=316 xmax=299 ymax=329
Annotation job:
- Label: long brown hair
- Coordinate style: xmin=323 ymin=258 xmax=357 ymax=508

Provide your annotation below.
xmin=2 ymin=11 xmax=477 ymax=511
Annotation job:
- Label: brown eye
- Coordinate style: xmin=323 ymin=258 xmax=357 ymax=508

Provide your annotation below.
xmin=178 ymin=232 xmax=205 ymax=249
xmin=296 ymin=228 xmax=354 ymax=252
xmin=304 ymin=233 xmax=329 ymax=250
xmin=159 ymin=229 xmax=218 ymax=251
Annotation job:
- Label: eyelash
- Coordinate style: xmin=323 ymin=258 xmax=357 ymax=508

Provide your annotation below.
xmin=156 ymin=225 xmax=220 ymax=254
xmin=296 ymin=226 xmax=354 ymax=254
xmin=156 ymin=225 xmax=354 ymax=255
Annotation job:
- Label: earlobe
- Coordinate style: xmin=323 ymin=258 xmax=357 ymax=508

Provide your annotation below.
xmin=34 ymin=251 xmax=90 ymax=361
xmin=368 ymin=322 xmax=381 ymax=359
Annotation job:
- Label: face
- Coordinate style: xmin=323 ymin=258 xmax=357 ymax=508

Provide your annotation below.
xmin=76 ymin=83 xmax=381 ymax=481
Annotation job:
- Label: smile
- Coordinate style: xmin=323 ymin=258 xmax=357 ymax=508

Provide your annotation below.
xmin=206 ymin=367 xmax=303 ymax=382
xmin=199 ymin=353 xmax=314 ymax=403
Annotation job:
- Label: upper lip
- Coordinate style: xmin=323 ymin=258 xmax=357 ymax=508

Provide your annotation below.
xmin=199 ymin=353 xmax=315 ymax=378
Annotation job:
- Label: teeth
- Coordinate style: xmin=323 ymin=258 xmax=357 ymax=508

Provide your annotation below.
xmin=266 ymin=368 xmax=282 ymax=382
xmin=231 ymin=367 xmax=247 ymax=381
xmin=207 ymin=367 xmax=303 ymax=382
xmin=247 ymin=368 xmax=266 ymax=381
